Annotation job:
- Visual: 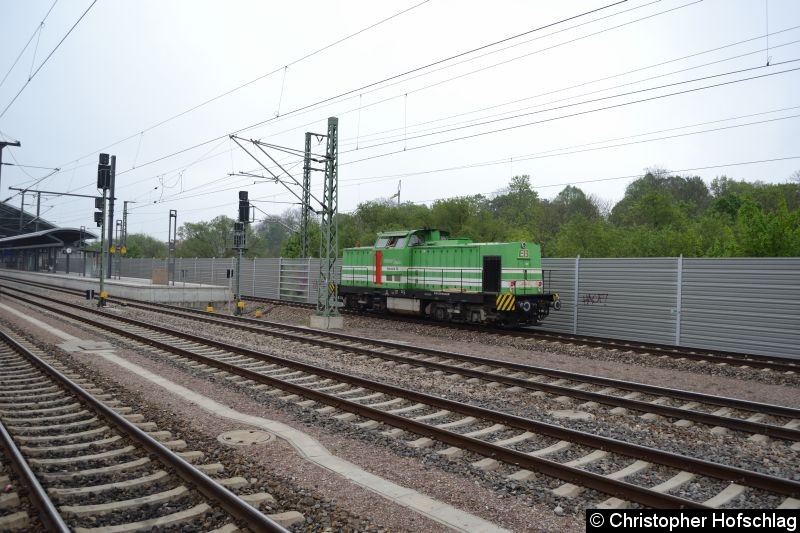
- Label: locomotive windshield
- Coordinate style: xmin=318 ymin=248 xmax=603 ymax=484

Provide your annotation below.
xmin=374 ymin=234 xmax=409 ymax=248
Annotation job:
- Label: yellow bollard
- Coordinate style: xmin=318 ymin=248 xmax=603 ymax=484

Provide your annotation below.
xmin=255 ymin=310 xmax=262 ymax=318
xmin=206 ymin=305 xmax=214 ymax=312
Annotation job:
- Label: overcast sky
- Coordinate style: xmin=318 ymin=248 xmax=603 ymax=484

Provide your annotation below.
xmin=1 ymin=0 xmax=798 ymax=241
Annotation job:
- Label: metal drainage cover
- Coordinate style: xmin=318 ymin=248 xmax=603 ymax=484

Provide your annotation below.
xmin=217 ymin=430 xmax=274 ymax=446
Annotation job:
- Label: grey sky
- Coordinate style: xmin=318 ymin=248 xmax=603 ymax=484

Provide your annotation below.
xmin=1 ymin=0 xmax=798 ymax=241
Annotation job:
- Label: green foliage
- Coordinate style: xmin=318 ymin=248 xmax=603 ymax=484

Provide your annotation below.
xmin=130 ymin=170 xmax=800 ymax=259
xmin=175 ymin=215 xmax=268 ymax=258
xmin=729 ymin=198 xmax=800 ymax=256
xmin=176 ymin=216 xmax=234 ymax=258
xmin=125 ymin=233 xmax=167 ymax=258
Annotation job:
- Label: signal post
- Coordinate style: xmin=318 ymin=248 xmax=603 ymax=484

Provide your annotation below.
xmin=95 ymin=154 xmax=113 ymax=306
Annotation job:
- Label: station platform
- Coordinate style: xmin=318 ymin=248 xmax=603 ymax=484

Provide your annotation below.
xmin=0 ymin=269 xmax=231 ymax=304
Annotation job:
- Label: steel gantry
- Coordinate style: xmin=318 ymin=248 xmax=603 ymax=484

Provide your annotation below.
xmin=317 ymin=117 xmax=338 ymax=318
xmin=229 ymin=117 xmax=340 ymax=320
xmin=301 ymin=132 xmax=312 ymax=259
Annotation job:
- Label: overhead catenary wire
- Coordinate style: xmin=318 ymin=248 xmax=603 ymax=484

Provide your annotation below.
xmin=58 ymin=153 xmax=800 ymax=228
xmin=125 ymin=109 xmax=800 ymax=213
xmin=221 ymin=0 xmax=694 ymax=148
xmin=339 ymin=0 xmax=703 ymax=108
xmin=184 ymin=25 xmax=799 ymax=161
xmin=48 ymin=90 xmax=800 ymax=219
xmin=108 ymin=101 xmax=800 ymax=213
xmin=339 ymin=155 xmax=800 ymax=212
xmin=30 ymin=0 xmax=706 ymax=204
xmin=0 ymin=0 xmax=98 ymax=119
xmin=47 ymin=0 xmax=629 ymax=186
xmin=333 ymin=108 xmax=800 ymax=187
xmin=0 ymin=0 xmax=59 ymax=90
xmin=341 ymin=62 xmax=800 ymax=166
xmin=8 ymin=22 xmax=799 ymax=202
xmin=103 ymin=10 xmax=800 ymax=184
xmin=333 ymin=31 xmax=800 ymax=149
xmin=230 ymin=0 xmax=702 ymax=148
xmin=12 ymin=2 xmax=800 ymax=233
xmin=53 ymin=0 xmax=434 ymax=168
xmin=345 ymin=59 xmax=800 ymax=154
xmin=0 ymin=162 xmax=60 ymax=171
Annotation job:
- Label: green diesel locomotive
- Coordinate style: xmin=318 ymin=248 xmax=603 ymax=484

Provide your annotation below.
xmin=339 ymin=228 xmax=560 ymax=326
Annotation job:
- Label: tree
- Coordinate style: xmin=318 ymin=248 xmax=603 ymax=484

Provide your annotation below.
xmin=611 ymin=172 xmax=710 ymax=225
xmin=124 ymin=233 xmax=167 ymax=258
xmin=430 ymin=195 xmax=488 ymax=238
xmin=551 ymin=216 xmax=615 ymax=257
xmin=732 ymin=198 xmax=800 ymax=256
xmin=177 ymin=216 xmax=235 ymax=258
xmin=625 ymin=191 xmax=684 ymax=229
xmin=488 ymin=175 xmax=540 ymax=234
xmin=118 ymin=168 xmax=799 ymax=259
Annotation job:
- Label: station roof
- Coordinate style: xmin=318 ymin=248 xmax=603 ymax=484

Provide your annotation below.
xmin=0 ymin=200 xmax=57 ymax=238
xmin=0 ymin=227 xmax=97 ymax=250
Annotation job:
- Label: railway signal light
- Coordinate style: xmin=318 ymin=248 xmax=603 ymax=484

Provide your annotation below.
xmin=94 ymin=196 xmax=104 ymax=227
xmin=233 ymin=221 xmax=245 ymax=249
xmin=97 ymin=153 xmax=111 ymax=189
xmin=238 ymin=190 xmax=249 ymax=223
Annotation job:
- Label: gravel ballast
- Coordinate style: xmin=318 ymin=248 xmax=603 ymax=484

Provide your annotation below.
xmin=0 ymin=300 xmax=582 ymax=532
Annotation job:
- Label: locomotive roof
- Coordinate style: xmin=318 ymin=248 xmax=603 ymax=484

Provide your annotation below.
xmin=376 ymin=229 xmax=413 ymax=237
xmin=376 ymin=228 xmax=451 ymax=237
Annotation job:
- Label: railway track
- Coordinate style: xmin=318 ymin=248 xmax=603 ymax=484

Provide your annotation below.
xmin=0 ymin=327 xmax=292 ymax=532
xmin=4 ymin=286 xmax=800 ymax=511
xmin=241 ymin=294 xmax=800 ymax=373
xmin=2 ymin=276 xmax=797 ymax=373
xmin=17 ymin=284 xmax=798 ymax=443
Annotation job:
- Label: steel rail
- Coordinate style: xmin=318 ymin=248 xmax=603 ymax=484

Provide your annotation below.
xmin=90 ymin=291 xmax=800 ymax=422
xmin=2 ymin=276 xmax=796 ymax=371
xmin=0 ymin=329 xmax=288 ymax=533
xmin=499 ymin=329 xmax=800 ymax=372
xmin=3 ymin=280 xmax=798 ymax=428
xmin=242 ymin=293 xmax=799 ymax=372
xmin=0 ymin=418 xmax=70 ymax=532
xmin=8 ymin=289 xmax=800 ymax=506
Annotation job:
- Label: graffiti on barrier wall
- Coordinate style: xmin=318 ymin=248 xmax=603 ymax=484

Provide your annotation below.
xmin=582 ymin=293 xmax=608 ymax=305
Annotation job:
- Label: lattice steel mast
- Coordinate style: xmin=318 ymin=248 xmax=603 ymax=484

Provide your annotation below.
xmin=316 ymin=117 xmax=338 ymax=318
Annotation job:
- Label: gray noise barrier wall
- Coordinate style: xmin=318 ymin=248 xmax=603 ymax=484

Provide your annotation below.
xmin=104 ymin=256 xmax=799 ymax=359
xmin=540 ymin=257 xmax=800 ymax=359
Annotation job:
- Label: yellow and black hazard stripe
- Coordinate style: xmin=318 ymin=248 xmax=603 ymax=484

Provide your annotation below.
xmin=328 ymin=282 xmax=337 ymax=294
xmin=495 ymin=293 xmax=516 ymax=312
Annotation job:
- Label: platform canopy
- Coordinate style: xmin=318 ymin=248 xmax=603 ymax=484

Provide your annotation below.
xmin=0 ymin=227 xmax=97 ymax=250
xmin=0 ymin=200 xmax=57 ymax=238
